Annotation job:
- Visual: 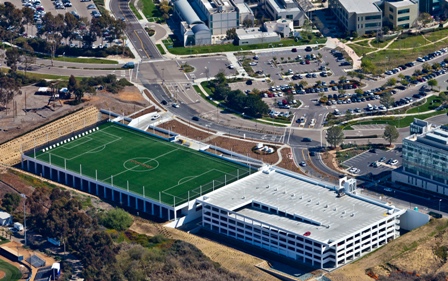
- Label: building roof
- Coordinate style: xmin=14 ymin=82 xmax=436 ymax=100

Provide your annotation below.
xmin=337 ymin=0 xmax=382 ymax=14
xmin=192 ymin=23 xmax=210 ymax=34
xmin=388 ymin=0 xmax=418 ymax=8
xmin=266 ymin=0 xmax=302 ymax=13
xmin=173 ymin=0 xmax=203 ymax=25
xmin=236 ymin=29 xmax=280 ymax=40
xmin=410 ymin=126 xmax=448 ymax=151
xmin=0 ymin=211 xmax=11 ymax=220
xmin=201 ymin=169 xmax=398 ymax=244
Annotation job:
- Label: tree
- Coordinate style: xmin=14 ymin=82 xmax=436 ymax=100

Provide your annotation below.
xmin=386 ymin=77 xmax=397 ymax=86
xmin=100 ymin=208 xmax=133 ymax=231
xmin=74 ymin=88 xmax=84 ymax=104
xmin=299 ymin=80 xmax=308 ymax=87
xmin=418 ymin=12 xmax=432 ymax=25
xmin=226 ymin=28 xmax=237 ymax=40
xmin=158 ymin=0 xmax=171 ymax=20
xmin=422 ymin=62 xmax=431 ymax=72
xmin=428 ymin=79 xmax=438 ymax=89
xmin=242 ymin=18 xmax=253 ymax=28
xmin=1 ymin=193 xmax=21 ymax=213
xmin=347 ymin=71 xmax=356 ymax=80
xmin=339 ymin=76 xmax=347 ymax=83
xmin=5 ymin=48 xmax=20 ymax=73
xmin=326 ymin=126 xmax=344 ymax=148
xmin=383 ymin=125 xmax=399 ymax=146
xmin=67 ymin=75 xmax=78 ymax=93
xmin=345 ymin=109 xmax=352 ymax=121
xmin=356 ymin=72 xmax=365 ymax=82
xmin=380 ymin=92 xmax=394 ymax=112
xmin=21 ymin=43 xmax=36 ymax=77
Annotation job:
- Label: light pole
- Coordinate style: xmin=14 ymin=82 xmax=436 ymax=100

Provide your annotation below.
xmin=439 ymin=199 xmax=442 ymax=212
xmin=20 ymin=194 xmax=26 ymax=246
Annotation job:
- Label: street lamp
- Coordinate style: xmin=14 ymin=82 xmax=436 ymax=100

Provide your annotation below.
xmin=20 ymin=194 xmax=26 ymax=246
xmin=439 ymin=199 xmax=442 ymax=212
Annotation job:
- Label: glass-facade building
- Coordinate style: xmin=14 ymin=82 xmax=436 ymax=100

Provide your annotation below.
xmin=401 ymin=125 xmax=448 ymax=187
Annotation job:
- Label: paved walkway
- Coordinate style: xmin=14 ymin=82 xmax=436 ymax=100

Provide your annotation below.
xmin=325 ymin=37 xmax=362 ymax=70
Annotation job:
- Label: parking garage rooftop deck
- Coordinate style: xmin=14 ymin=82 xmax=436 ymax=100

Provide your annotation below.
xmin=202 ymin=169 xmax=396 ymax=243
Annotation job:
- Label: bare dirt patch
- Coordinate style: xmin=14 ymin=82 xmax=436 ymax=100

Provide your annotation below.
xmin=0 ymin=270 xmax=5 ymax=279
xmin=0 ymin=85 xmax=148 ymax=144
xmin=327 ymin=219 xmax=448 ymax=281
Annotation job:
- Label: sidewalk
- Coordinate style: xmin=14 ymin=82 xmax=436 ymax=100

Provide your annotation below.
xmin=326 ymin=37 xmax=362 ymax=70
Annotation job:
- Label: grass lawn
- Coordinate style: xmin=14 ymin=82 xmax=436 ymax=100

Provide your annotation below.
xmin=423 ymin=28 xmax=448 ymax=42
xmin=406 ymin=95 xmax=442 ymax=114
xmin=0 ymin=68 xmax=71 ymax=81
xmin=54 ymin=57 xmax=118 ymax=64
xmin=140 ymin=0 xmax=161 ymax=21
xmin=349 ymin=111 xmax=448 ymax=128
xmin=350 ymin=44 xmax=376 ymax=56
xmin=32 ymin=123 xmax=251 ymax=206
xmin=0 ymin=260 xmax=22 ymax=281
xmin=156 ymin=44 xmax=166 ymax=55
xmin=388 ymin=35 xmax=429 ymax=50
xmin=129 ymin=2 xmax=143 ymax=20
xmin=165 ymin=38 xmax=327 ymax=55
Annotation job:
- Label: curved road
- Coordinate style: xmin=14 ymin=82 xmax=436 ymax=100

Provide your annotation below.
xmin=109 ymin=0 xmax=162 ymax=60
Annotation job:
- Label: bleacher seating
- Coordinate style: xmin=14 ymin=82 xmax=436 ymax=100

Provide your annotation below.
xmin=0 ymin=106 xmax=100 ymax=166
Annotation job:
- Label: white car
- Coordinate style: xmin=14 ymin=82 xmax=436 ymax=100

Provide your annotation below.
xmin=172 ymin=103 xmax=179 ymax=108
xmin=151 ymin=114 xmax=160 ymax=120
xmin=384 ymin=188 xmax=393 ymax=192
xmin=249 ymin=62 xmax=257 ymax=66
xmin=390 ymin=159 xmax=399 ymax=165
xmin=228 ymin=64 xmax=234 ymax=69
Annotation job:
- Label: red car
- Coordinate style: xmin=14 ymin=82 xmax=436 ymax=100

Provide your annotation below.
xmin=305 ymin=60 xmax=310 ymax=64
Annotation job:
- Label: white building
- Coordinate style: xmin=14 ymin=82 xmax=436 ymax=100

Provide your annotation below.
xmin=173 ymin=0 xmax=212 ymax=46
xmin=329 ymin=0 xmax=382 ymax=36
xmin=198 ymin=167 xmax=405 ymax=269
xmin=0 ymin=211 xmax=12 ymax=226
xmin=384 ymin=0 xmax=418 ymax=30
xmin=235 ymin=29 xmax=281 ymax=45
xmin=264 ymin=19 xmax=294 ymax=37
xmin=192 ymin=0 xmax=239 ymax=35
xmin=263 ymin=0 xmax=307 ymax=26
xmin=393 ymin=121 xmax=448 ymax=194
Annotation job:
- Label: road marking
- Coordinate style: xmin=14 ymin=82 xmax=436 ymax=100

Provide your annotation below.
xmin=133 ymin=30 xmax=151 ymax=59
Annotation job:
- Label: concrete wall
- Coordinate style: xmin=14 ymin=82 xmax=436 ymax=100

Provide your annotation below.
xmin=400 ymin=209 xmax=430 ymax=231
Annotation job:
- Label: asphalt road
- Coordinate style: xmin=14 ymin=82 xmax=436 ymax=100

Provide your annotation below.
xmin=109 ymin=0 xmax=162 ymax=60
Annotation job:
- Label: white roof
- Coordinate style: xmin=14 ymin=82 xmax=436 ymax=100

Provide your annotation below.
xmin=201 ymin=169 xmax=397 ymax=243
xmin=337 ymin=0 xmax=381 ymax=14
xmin=388 ymin=0 xmax=417 ymax=8
xmin=0 ymin=211 xmax=11 ymax=220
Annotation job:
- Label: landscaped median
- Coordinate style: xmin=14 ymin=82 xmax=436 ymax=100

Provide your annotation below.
xmin=193 ymin=79 xmax=289 ymax=127
xmin=163 ymin=37 xmax=327 ymax=56
xmin=342 ymin=109 xmax=448 ymax=128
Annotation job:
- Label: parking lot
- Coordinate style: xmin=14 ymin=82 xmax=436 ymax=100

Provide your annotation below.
xmin=244 ymin=47 xmax=350 ymax=81
xmin=342 ymin=148 xmax=402 ymax=176
xmin=2 ymin=0 xmax=107 ymax=47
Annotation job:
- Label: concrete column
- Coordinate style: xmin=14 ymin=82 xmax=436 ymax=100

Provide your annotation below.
xmin=159 ymin=205 xmax=162 ymax=218
xmin=143 ymin=201 xmax=146 ymax=213
xmin=57 ymin=170 xmax=60 ymax=182
xmin=135 ymin=197 xmax=138 ymax=210
xmin=88 ymin=181 xmax=91 ymax=193
xmin=127 ymin=195 xmax=130 ymax=207
xmin=96 ymin=184 xmax=99 ymax=195
xmin=111 ymin=189 xmax=114 ymax=201
xmin=151 ymin=203 xmax=154 ymax=215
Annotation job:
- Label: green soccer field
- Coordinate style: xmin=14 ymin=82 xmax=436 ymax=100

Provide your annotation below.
xmin=32 ymin=123 xmax=251 ymax=206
